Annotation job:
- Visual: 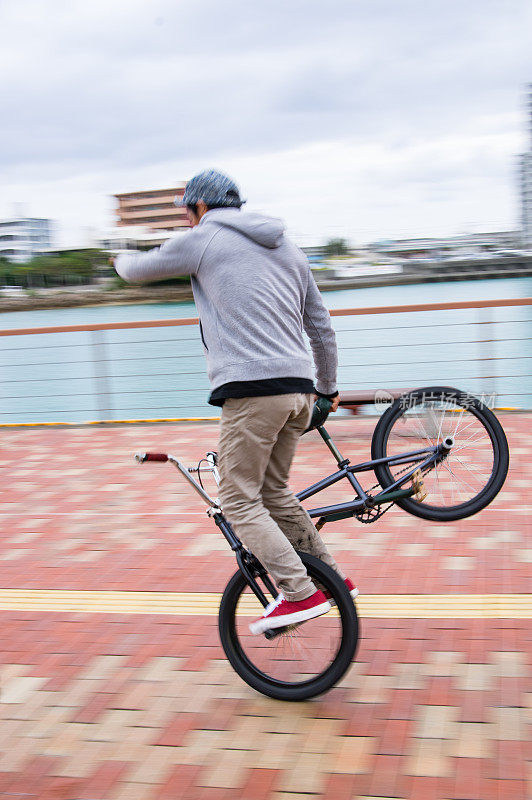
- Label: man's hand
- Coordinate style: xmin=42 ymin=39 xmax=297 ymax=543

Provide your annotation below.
xmin=108 ymin=256 xmax=115 ymax=268
xmin=330 ymin=394 xmax=340 ymax=412
xmin=313 ymin=394 xmax=341 ymax=412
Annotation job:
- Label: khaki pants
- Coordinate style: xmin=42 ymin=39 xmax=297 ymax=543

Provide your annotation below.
xmin=218 ymin=393 xmax=343 ymax=601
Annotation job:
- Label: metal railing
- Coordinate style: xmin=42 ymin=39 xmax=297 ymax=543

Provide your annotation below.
xmin=1 ymin=298 xmax=531 ymax=425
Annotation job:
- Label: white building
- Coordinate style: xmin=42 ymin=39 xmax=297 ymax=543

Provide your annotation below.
xmin=98 ymin=225 xmax=176 ymax=254
xmin=0 ymin=217 xmax=53 ymax=263
xmin=519 ymin=85 xmax=532 ymax=246
xmin=369 ymin=231 xmax=519 ymax=258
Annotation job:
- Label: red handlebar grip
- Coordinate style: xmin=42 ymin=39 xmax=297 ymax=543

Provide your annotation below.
xmin=145 ymin=453 xmax=168 ymax=462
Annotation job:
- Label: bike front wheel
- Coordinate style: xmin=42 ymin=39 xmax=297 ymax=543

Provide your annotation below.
xmin=371 ymin=386 xmax=509 ymax=522
xmin=218 ymin=552 xmax=359 ymax=701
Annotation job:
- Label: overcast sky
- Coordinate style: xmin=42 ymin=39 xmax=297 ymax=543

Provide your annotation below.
xmin=1 ymin=0 xmax=531 ymax=247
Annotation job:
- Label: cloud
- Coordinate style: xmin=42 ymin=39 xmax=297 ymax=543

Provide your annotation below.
xmin=1 ymin=0 xmax=530 ymax=241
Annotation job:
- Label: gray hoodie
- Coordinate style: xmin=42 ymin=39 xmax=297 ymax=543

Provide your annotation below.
xmin=115 ymin=208 xmax=337 ymax=395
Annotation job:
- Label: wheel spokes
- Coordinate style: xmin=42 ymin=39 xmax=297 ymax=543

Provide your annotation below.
xmin=386 ymin=397 xmax=496 ymax=510
xmin=234 ymin=586 xmax=343 ymax=685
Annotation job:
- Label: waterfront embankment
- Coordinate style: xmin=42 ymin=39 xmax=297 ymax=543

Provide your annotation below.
xmin=2 ymin=260 xmax=532 ymax=313
xmin=0 ymin=284 xmax=195 ymax=313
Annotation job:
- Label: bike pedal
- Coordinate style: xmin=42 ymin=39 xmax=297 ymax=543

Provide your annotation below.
xmin=412 ymin=469 xmax=427 ymax=502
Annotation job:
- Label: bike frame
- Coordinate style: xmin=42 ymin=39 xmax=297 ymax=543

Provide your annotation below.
xmin=296 ymin=425 xmax=447 ymax=526
xmin=137 ymin=423 xmax=449 ymax=614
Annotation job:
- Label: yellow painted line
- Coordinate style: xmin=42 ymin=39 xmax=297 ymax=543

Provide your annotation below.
xmin=0 ymin=591 xmax=529 ymax=618
xmin=0 ymin=417 xmax=221 ymax=428
xmin=0 ymin=409 xmax=522 ymax=428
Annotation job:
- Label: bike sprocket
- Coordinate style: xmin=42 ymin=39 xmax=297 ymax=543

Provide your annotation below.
xmin=359 ymin=460 xmax=431 ymax=524
xmin=355 ymin=504 xmax=391 ymax=524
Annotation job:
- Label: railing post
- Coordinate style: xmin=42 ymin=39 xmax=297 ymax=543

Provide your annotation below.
xmin=477 ymin=306 xmax=496 ymax=406
xmin=90 ymin=329 xmax=113 ymax=421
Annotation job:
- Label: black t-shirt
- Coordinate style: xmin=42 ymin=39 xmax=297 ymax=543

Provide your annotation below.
xmin=209 ymin=377 xmax=314 ymax=407
xmin=208 ymin=377 xmax=338 ymax=407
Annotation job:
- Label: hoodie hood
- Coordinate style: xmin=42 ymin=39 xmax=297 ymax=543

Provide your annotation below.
xmin=200 ymin=207 xmax=285 ymax=249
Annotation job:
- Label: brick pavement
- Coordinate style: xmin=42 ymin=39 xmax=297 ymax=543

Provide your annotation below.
xmin=0 ymin=414 xmax=530 ymax=799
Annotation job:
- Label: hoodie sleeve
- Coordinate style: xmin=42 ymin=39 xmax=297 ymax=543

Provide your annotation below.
xmin=114 ymin=228 xmax=207 ymax=284
xmin=302 ymin=268 xmax=338 ymax=395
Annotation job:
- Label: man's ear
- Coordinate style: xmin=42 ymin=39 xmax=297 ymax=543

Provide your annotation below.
xmin=196 ymin=200 xmax=209 ymax=219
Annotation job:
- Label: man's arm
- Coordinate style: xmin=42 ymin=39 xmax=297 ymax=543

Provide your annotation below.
xmin=302 ymin=269 xmax=339 ymax=399
xmin=113 ymin=228 xmax=206 ymax=284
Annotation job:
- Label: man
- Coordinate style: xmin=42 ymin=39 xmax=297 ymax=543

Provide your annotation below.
xmin=114 ymin=169 xmax=356 ymax=634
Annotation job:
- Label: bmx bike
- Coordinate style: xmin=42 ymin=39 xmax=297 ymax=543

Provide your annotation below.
xmin=134 ymin=386 xmax=509 ymax=701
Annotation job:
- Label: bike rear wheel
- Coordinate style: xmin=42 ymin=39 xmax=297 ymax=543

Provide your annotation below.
xmin=371 ymin=386 xmax=509 ymax=522
xmin=218 ymin=552 xmax=358 ymax=701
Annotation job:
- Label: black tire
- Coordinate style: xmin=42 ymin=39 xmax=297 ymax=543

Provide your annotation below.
xmin=218 ymin=551 xmax=359 ymax=701
xmin=371 ymin=386 xmax=509 ymax=522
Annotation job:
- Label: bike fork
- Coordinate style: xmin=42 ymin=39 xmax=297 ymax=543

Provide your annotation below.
xmin=211 ymin=510 xmax=277 ymax=609
xmin=236 ymin=549 xmax=279 ymax=608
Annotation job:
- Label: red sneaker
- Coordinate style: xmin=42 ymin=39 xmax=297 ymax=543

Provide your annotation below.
xmin=249 ymin=590 xmax=332 ymax=635
xmin=324 ymin=578 xmax=359 ymax=605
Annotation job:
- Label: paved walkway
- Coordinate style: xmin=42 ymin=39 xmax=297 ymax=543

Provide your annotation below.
xmin=0 ymin=415 xmax=530 ymax=800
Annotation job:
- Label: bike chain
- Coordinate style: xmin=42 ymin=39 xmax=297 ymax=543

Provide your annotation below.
xmin=356 ymin=461 xmax=433 ymax=524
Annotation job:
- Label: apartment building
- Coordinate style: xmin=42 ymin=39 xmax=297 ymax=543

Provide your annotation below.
xmin=0 ymin=217 xmax=53 ymax=262
xmin=519 ymin=85 xmax=532 ymax=246
xmin=114 ymin=185 xmax=189 ymax=231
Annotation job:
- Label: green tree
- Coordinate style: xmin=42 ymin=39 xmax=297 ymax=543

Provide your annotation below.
xmin=323 ymin=238 xmax=350 ymax=256
xmin=8 ymin=249 xmax=108 ymax=288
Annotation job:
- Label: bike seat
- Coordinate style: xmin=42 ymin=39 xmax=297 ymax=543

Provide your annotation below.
xmin=304 ymin=397 xmax=332 ymax=433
